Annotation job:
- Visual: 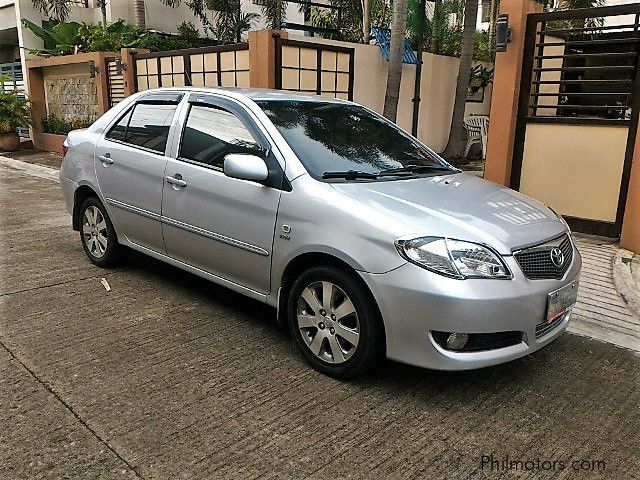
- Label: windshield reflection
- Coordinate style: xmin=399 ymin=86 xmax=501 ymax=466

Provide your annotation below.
xmin=257 ymin=100 xmax=453 ymax=180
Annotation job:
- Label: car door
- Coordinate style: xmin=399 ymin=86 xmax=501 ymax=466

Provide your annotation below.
xmin=161 ymin=94 xmax=284 ymax=294
xmin=95 ymin=92 xmax=183 ymax=253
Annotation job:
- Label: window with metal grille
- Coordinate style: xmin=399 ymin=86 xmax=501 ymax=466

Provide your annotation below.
xmin=528 ymin=12 xmax=640 ymax=124
xmin=275 ymin=39 xmax=354 ymax=101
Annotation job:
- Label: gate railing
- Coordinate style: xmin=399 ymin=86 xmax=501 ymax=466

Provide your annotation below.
xmin=105 ymin=56 xmax=126 ymax=108
xmin=512 ymin=3 xmax=640 ymax=237
xmin=520 ymin=5 xmax=640 ymax=126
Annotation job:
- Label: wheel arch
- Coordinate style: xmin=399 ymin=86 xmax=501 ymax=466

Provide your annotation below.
xmin=277 ymin=252 xmax=385 ymax=340
xmin=72 ymin=184 xmax=100 ymax=231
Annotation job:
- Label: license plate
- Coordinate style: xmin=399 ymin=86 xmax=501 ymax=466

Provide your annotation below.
xmin=546 ymin=281 xmax=578 ymax=323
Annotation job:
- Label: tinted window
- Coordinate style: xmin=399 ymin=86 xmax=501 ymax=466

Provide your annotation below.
xmin=179 ymin=105 xmax=262 ymax=169
xmin=106 ymin=103 xmax=177 ymax=153
xmin=256 ymin=100 xmax=453 ymax=179
xmin=106 ymin=108 xmax=131 ymax=143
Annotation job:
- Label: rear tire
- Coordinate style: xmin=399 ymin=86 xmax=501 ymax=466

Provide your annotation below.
xmin=287 ymin=266 xmax=384 ymax=379
xmin=79 ymin=196 xmax=124 ymax=267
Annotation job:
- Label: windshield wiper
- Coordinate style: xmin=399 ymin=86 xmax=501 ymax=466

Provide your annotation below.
xmin=378 ymin=164 xmax=454 ymax=176
xmin=322 ymin=170 xmax=379 ymax=180
xmin=322 ymin=165 xmax=455 ymax=181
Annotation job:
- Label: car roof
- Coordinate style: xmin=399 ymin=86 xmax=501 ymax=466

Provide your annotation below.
xmin=138 ymin=86 xmax=348 ymax=104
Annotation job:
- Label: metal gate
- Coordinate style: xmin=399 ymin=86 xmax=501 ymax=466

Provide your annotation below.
xmin=105 ymin=56 xmax=126 ymax=108
xmin=512 ymin=4 xmax=640 ymax=237
xmin=132 ymin=44 xmax=250 ymax=92
xmin=275 ymin=38 xmax=354 ymax=100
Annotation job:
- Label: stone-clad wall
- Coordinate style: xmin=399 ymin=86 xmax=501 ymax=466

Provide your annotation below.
xmin=45 ymin=75 xmax=98 ymax=122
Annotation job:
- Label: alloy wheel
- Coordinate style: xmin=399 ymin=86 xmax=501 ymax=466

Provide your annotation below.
xmin=297 ymin=281 xmax=360 ymax=364
xmin=82 ymin=205 xmax=108 ymax=259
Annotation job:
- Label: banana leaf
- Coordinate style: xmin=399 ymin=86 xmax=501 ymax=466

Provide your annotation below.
xmin=21 ymin=19 xmax=80 ymax=55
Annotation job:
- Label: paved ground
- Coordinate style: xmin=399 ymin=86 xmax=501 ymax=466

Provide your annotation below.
xmin=1 ymin=148 xmax=63 ymax=169
xmin=1 ymin=158 xmax=640 ymax=479
xmin=570 ymin=236 xmax=640 ymax=352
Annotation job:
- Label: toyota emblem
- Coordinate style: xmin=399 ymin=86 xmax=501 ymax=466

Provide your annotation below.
xmin=550 ymin=247 xmax=565 ymax=268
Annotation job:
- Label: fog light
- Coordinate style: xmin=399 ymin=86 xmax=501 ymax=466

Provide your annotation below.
xmin=446 ymin=333 xmax=469 ymax=351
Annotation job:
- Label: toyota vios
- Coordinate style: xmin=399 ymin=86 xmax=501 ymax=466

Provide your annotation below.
xmin=60 ymin=88 xmax=581 ymax=378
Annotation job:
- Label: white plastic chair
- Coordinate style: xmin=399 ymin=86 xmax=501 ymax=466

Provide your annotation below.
xmin=463 ymin=116 xmax=489 ymax=160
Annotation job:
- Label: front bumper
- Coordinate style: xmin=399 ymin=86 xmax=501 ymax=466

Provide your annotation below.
xmin=359 ymin=248 xmax=582 ymax=370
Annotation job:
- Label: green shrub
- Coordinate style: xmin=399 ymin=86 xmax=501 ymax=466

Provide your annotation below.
xmin=473 ymin=30 xmax=493 ymax=63
xmin=76 ymin=20 xmax=139 ymax=52
xmin=22 ymin=19 xmax=215 ymax=56
xmin=42 ymin=113 xmax=94 ymax=135
xmin=0 ymin=75 xmax=30 ymax=134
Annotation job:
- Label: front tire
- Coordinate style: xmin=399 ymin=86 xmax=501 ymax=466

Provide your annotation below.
xmin=79 ymin=197 xmax=124 ymax=267
xmin=287 ymin=266 xmax=384 ymax=379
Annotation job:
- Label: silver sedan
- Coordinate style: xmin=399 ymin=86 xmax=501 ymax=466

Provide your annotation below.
xmin=60 ymin=88 xmax=581 ymax=378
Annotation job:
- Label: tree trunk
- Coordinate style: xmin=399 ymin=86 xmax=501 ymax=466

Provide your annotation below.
xmin=382 ymin=0 xmax=407 ymax=122
xmin=442 ymin=0 xmax=479 ymax=160
xmin=101 ymin=1 xmax=107 ymax=24
xmin=488 ymin=0 xmax=499 ymax=58
xmin=430 ymin=0 xmax=442 ymax=55
xmin=133 ymin=0 xmax=146 ymax=29
xmin=275 ymin=0 xmax=282 ymax=30
xmin=362 ymin=0 xmax=371 ymax=44
xmin=236 ymin=0 xmax=242 ymax=42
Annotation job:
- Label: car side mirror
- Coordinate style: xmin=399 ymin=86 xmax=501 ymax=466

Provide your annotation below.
xmin=223 ymin=153 xmax=269 ymax=183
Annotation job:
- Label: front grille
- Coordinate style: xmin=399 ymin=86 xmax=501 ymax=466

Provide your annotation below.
xmin=432 ymin=331 xmax=523 ymax=352
xmin=514 ymin=234 xmax=573 ymax=280
xmin=535 ymin=311 xmax=569 ymax=338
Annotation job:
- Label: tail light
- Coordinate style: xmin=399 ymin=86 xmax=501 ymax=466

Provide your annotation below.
xmin=62 ymin=138 xmax=69 ymax=157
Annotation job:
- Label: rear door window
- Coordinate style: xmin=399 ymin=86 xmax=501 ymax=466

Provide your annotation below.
xmin=106 ymin=103 xmax=178 ymax=154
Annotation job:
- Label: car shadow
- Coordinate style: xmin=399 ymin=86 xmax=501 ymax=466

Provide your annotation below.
xmin=121 ymin=247 xmax=573 ymax=394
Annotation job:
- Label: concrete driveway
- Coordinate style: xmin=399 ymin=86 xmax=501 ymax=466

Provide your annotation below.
xmin=1 ymin=160 xmax=639 ymax=479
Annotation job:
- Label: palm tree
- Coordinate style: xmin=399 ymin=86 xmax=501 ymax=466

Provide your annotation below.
xmin=31 ymin=0 xmax=108 ymax=23
xmin=382 ymin=0 xmax=407 ymax=122
xmin=161 ymin=0 xmax=257 ymax=43
xmin=97 ymin=0 xmax=108 ymax=24
xmin=31 ymin=0 xmax=72 ymax=22
xmin=161 ymin=0 xmax=212 ymax=30
xmin=552 ymin=0 xmax=606 ymax=8
xmin=430 ymin=0 xmax=442 ymax=54
xmin=550 ymin=0 xmax=606 ymax=28
xmin=488 ymin=0 xmax=499 ymax=57
xmin=261 ymin=0 xmax=287 ymax=30
xmin=442 ymin=0 xmax=479 ymax=159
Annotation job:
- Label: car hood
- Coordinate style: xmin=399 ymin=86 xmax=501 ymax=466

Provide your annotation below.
xmin=330 ymin=173 xmax=567 ymax=254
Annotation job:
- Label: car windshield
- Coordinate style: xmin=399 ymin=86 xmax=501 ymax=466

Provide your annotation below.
xmin=255 ymin=100 xmax=456 ymax=180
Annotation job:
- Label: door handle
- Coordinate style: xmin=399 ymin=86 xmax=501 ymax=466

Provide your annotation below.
xmin=98 ymin=153 xmax=114 ymax=165
xmin=166 ymin=175 xmax=187 ymax=188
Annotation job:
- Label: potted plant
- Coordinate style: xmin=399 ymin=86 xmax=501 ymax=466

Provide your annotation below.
xmin=0 ymin=75 xmax=30 ymax=152
xmin=469 ymin=64 xmax=494 ymax=93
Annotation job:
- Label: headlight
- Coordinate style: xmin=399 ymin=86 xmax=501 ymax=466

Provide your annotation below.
xmin=395 ymin=237 xmax=511 ymax=279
